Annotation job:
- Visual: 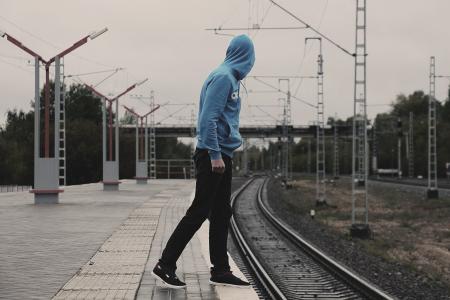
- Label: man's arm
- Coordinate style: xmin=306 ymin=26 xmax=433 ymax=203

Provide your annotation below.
xmin=198 ymin=74 xmax=231 ymax=171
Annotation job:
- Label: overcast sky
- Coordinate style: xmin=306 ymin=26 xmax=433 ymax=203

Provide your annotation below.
xmin=1 ymin=0 xmax=450 ymax=127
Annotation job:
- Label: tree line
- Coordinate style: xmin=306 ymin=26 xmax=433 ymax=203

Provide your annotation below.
xmin=1 ymin=87 xmax=449 ymax=185
xmin=235 ymin=91 xmax=450 ymax=178
xmin=0 ymin=83 xmax=190 ymax=185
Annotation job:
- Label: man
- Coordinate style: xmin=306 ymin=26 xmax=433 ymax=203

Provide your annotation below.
xmin=152 ymin=34 xmax=255 ymax=289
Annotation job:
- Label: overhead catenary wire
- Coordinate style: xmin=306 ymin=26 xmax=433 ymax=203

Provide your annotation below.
xmin=249 ymin=105 xmax=279 ymax=121
xmin=269 ymin=0 xmax=352 ymax=57
xmin=293 ymin=0 xmax=330 ymax=97
xmin=0 ymin=57 xmax=33 ymax=74
xmin=65 ymin=68 xmax=124 ymax=78
xmin=251 ymin=76 xmax=317 ymax=108
xmin=206 ymin=26 xmax=309 ymax=31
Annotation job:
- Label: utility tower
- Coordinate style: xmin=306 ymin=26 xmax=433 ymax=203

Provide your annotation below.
xmin=408 ymin=112 xmax=414 ymax=178
xmin=306 ymin=37 xmax=326 ymax=205
xmin=333 ymin=117 xmax=340 ymax=179
xmin=279 ymin=79 xmax=292 ymax=182
xmin=351 ymin=0 xmax=370 ymax=238
xmin=428 ymin=57 xmax=439 ymax=199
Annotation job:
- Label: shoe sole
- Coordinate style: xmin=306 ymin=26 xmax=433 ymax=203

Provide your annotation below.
xmin=151 ymin=271 xmax=186 ymax=289
xmin=209 ymin=280 xmax=251 ymax=288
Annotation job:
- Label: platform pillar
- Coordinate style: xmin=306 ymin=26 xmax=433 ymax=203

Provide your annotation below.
xmin=102 ymin=98 xmax=121 ymax=191
xmin=31 ymin=57 xmax=63 ymax=204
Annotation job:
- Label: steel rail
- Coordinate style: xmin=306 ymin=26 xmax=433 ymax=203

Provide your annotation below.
xmin=230 ymin=177 xmax=288 ymax=300
xmin=256 ymin=177 xmax=395 ymax=300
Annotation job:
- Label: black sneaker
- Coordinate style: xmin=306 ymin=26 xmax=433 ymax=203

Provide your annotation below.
xmin=209 ymin=270 xmax=251 ymax=288
xmin=152 ymin=262 xmax=186 ymax=289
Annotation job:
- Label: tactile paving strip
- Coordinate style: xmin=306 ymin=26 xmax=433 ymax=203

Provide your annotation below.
xmin=52 ymin=195 xmax=172 ymax=300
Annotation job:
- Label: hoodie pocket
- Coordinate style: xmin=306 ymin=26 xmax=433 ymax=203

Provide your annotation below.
xmin=227 ymin=123 xmax=241 ymax=146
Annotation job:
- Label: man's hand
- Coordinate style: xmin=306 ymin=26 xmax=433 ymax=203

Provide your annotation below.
xmin=211 ymin=158 xmax=225 ymax=174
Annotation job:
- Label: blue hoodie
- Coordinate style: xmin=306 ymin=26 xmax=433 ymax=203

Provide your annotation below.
xmin=196 ymin=35 xmax=255 ymax=160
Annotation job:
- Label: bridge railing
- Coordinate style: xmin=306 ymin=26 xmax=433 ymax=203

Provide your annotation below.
xmin=154 ymin=159 xmax=193 ymax=179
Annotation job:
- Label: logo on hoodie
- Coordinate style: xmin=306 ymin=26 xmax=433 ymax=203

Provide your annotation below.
xmin=231 ymin=91 xmax=239 ymax=101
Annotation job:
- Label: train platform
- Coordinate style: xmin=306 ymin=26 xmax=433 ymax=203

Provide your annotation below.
xmin=0 ymin=180 xmax=259 ymax=300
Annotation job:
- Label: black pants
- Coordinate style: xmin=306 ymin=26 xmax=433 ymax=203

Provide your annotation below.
xmin=159 ymin=148 xmax=233 ymax=273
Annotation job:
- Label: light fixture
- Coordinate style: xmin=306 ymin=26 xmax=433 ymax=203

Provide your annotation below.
xmin=89 ymin=27 xmax=108 ymax=40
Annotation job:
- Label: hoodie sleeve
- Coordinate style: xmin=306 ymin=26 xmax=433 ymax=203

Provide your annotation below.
xmin=198 ymin=74 xmax=232 ymax=160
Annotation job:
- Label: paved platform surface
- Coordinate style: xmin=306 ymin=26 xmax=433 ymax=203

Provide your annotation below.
xmin=0 ymin=180 xmax=259 ymax=300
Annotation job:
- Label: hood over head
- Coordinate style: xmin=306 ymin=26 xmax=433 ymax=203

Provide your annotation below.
xmin=223 ymin=35 xmax=255 ymax=80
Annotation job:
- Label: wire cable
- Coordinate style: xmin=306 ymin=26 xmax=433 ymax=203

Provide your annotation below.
xmin=293 ymin=0 xmax=330 ymax=97
xmin=251 ymin=77 xmax=316 ymax=108
xmin=269 ymin=0 xmax=352 ymax=56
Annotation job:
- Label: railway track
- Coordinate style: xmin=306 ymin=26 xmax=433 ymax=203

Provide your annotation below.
xmin=230 ymin=176 xmax=394 ymax=300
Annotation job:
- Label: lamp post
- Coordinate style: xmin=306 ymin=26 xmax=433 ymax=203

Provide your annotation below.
xmin=1 ymin=28 xmax=108 ymax=204
xmin=123 ymin=105 xmax=160 ymax=184
xmin=85 ymin=79 xmax=148 ymax=191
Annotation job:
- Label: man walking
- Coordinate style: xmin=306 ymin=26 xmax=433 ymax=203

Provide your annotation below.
xmin=152 ymin=35 xmax=255 ymax=289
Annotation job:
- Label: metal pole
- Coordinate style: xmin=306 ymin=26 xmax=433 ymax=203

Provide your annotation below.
xmin=408 ymin=112 xmax=414 ymax=178
xmin=108 ymin=102 xmax=113 ymax=161
xmin=54 ymin=57 xmax=60 ymax=162
xmin=135 ymin=115 xmax=139 ymax=164
xmin=428 ymin=56 xmax=439 ymax=198
xmin=279 ymin=79 xmax=291 ymax=181
xmin=307 ymin=139 xmax=311 ymax=174
xmin=149 ymin=91 xmax=157 ymax=179
xmin=34 ymin=57 xmax=40 ymax=172
xmin=115 ymin=99 xmax=119 ymax=164
xmin=102 ymin=99 xmax=106 ymax=164
xmin=44 ymin=66 xmax=50 ymax=157
xmin=306 ymin=37 xmax=326 ymax=204
xmin=60 ymin=58 xmax=66 ymax=186
xmin=351 ymin=0 xmax=370 ymax=237
xmin=140 ymin=118 xmax=144 ymax=161
xmin=333 ymin=117 xmax=339 ymax=179
xmin=372 ymin=120 xmax=378 ymax=175
xmin=397 ymin=118 xmax=402 ymax=179
xmin=145 ymin=117 xmax=148 ymax=163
